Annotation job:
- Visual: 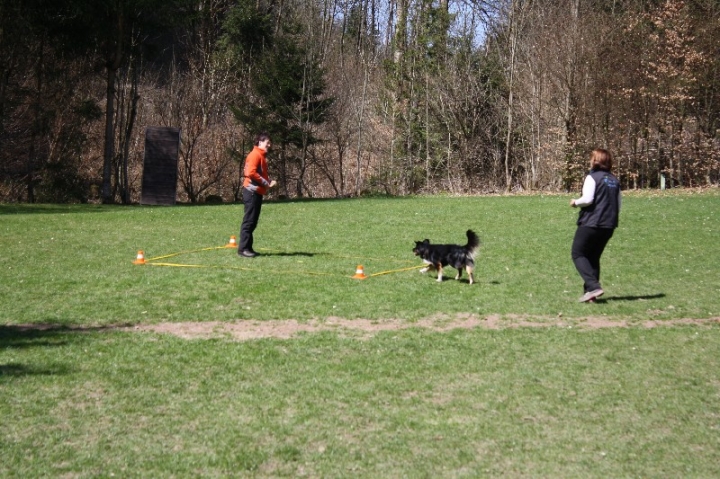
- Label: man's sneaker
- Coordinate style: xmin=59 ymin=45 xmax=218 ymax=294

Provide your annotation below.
xmin=578 ymin=289 xmax=604 ymax=303
xmin=239 ymin=250 xmax=257 ymax=258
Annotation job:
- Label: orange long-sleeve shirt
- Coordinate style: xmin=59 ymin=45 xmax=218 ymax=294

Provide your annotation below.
xmin=242 ymin=146 xmax=270 ymax=195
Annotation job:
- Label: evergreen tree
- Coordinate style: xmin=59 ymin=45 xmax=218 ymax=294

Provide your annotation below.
xmin=225 ymin=6 xmax=333 ymax=197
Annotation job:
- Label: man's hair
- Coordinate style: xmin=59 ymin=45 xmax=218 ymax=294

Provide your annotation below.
xmin=591 ymin=148 xmax=612 ymax=171
xmin=255 ymin=132 xmax=270 ymax=146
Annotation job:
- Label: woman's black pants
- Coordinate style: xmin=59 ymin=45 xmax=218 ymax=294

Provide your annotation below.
xmin=571 ymin=226 xmax=614 ymax=293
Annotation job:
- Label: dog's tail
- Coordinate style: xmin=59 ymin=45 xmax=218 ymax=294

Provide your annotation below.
xmin=465 ymin=229 xmax=481 ymax=257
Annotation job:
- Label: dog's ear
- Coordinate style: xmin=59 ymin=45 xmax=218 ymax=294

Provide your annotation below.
xmin=423 ymin=239 xmax=430 ymax=244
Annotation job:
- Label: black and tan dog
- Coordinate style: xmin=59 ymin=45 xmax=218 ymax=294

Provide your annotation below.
xmin=413 ymin=230 xmax=480 ymax=284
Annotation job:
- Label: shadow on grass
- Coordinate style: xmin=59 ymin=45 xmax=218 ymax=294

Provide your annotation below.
xmin=0 ymin=204 xmax=112 ymax=215
xmin=257 ymin=251 xmax=316 ymax=257
xmin=0 ymin=362 xmax=71 ymax=378
xmin=0 ymin=325 xmax=96 ymax=379
xmin=0 ymin=195 xmax=419 ymax=216
xmin=600 ymin=293 xmax=666 ymax=302
xmin=0 ymin=324 xmax=120 ymax=349
xmin=0 ymin=325 xmax=70 ymax=349
xmin=170 ymin=193 xmax=415 ymax=206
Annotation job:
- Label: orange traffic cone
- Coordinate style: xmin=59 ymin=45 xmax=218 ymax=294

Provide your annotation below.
xmin=352 ymin=265 xmax=367 ymax=279
xmin=132 ymin=250 xmax=146 ymax=265
xmin=225 ymin=235 xmax=238 ymax=248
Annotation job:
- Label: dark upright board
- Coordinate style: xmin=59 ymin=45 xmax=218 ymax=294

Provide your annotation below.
xmin=141 ymin=127 xmax=180 ymax=205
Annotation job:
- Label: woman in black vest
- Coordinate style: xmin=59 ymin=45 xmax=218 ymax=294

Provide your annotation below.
xmin=570 ymin=149 xmax=621 ymax=302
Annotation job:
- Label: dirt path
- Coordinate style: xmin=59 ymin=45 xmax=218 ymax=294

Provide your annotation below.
xmin=126 ymin=315 xmax=720 ymax=341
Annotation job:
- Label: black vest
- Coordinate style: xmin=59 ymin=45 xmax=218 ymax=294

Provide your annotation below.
xmin=577 ymin=170 xmax=620 ymax=228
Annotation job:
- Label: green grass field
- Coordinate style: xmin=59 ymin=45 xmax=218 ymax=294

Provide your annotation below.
xmin=2 ymin=190 xmax=719 ymax=477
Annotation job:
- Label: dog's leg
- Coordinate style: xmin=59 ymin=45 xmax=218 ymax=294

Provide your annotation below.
xmin=436 ymin=264 xmax=443 ymax=282
xmin=455 ymin=268 xmax=462 ymax=281
xmin=419 ymin=260 xmax=433 ymax=274
xmin=466 ymin=265 xmax=474 ymax=285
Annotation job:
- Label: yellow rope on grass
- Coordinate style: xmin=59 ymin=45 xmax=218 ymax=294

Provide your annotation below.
xmin=146 ymin=246 xmax=227 ymax=262
xmin=146 ymin=261 xmax=337 ymax=277
xmin=138 ymin=243 xmax=421 ymax=279
xmin=368 ymin=264 xmax=425 ymax=277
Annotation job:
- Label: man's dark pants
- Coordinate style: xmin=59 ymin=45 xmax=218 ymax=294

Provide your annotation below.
xmin=239 ymin=188 xmax=263 ymax=253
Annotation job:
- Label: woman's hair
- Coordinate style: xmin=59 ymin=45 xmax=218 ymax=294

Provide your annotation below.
xmin=255 ymin=132 xmax=270 ymax=146
xmin=590 ymin=148 xmax=612 ymax=171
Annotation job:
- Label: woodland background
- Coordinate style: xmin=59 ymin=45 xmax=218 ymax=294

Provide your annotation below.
xmin=0 ymin=0 xmax=718 ymax=204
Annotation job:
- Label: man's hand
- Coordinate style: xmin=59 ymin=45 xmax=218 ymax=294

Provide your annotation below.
xmin=269 ymin=180 xmax=277 ymax=188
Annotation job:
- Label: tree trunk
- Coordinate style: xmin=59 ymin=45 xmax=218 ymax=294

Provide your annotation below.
xmin=503 ymin=0 xmax=518 ymax=192
xmin=355 ymin=62 xmax=368 ymax=196
xmin=564 ymin=0 xmax=580 ymax=159
xmin=101 ymin=66 xmax=117 ymax=204
xmin=101 ymin=7 xmax=127 ymax=204
xmin=120 ymin=62 xmax=139 ymax=204
xmin=394 ymin=0 xmax=408 ymax=64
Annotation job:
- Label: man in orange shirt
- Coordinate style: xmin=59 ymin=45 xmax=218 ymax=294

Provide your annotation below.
xmin=239 ymin=132 xmax=277 ymax=257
